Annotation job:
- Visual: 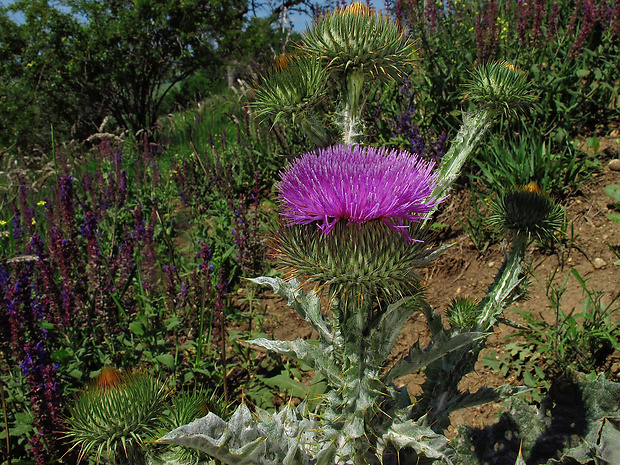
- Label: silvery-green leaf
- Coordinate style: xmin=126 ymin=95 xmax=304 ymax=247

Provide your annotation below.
xmin=443 ymin=385 xmax=530 ymax=418
xmin=157 ymin=405 xmax=264 ymax=464
xmin=379 ymin=419 xmax=455 ymax=464
xmin=590 ymin=417 xmax=620 ymax=464
xmin=248 ymin=338 xmax=344 ymax=389
xmin=158 ymin=404 xmax=318 ymax=465
xmin=250 ymin=277 xmax=332 ymax=342
xmin=367 ymin=297 xmax=415 ymax=365
xmin=384 ymin=332 xmax=485 ymax=384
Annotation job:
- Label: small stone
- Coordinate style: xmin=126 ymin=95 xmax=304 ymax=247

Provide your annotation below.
xmin=456 ymin=287 xmax=462 ymax=294
xmin=603 ymin=234 xmax=609 ymax=240
xmin=593 ymin=258 xmax=607 ymax=269
xmin=488 ymin=261 xmax=495 ymax=268
xmin=609 ymin=159 xmax=620 ymax=171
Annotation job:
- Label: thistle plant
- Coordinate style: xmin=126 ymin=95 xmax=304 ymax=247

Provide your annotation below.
xmin=158 ymin=5 xmax=572 ymax=465
xmin=253 ymin=2 xmax=417 ymax=145
xmin=64 ymin=367 xmax=223 ymax=465
xmin=64 ymin=367 xmax=169 ymax=465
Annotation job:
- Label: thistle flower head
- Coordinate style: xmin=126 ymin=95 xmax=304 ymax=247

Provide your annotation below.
xmin=272 ymin=221 xmax=430 ymax=311
xmin=65 ymin=370 xmax=168 ymax=464
xmin=93 ymin=366 xmax=123 ymax=390
xmin=277 ymin=145 xmax=440 ymax=239
xmin=462 ymin=61 xmax=535 ymax=115
xmin=251 ymin=54 xmax=328 ymax=124
xmin=299 ymin=2 xmax=417 ymax=82
xmin=488 ymin=182 xmax=565 ymax=242
xmin=274 ymin=145 xmax=440 ymax=310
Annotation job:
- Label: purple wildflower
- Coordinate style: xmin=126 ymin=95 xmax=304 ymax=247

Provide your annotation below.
xmin=277 ymin=145 xmax=440 ymax=238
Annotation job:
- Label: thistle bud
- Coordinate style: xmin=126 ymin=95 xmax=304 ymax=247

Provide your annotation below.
xmin=299 ymin=2 xmax=417 ymax=83
xmin=462 ymin=61 xmax=535 ymax=115
xmin=447 ymin=297 xmax=479 ymax=330
xmin=252 ymin=54 xmax=328 ymax=124
xmin=65 ymin=370 xmax=168 ymax=464
xmin=488 ymin=182 xmax=565 ymax=242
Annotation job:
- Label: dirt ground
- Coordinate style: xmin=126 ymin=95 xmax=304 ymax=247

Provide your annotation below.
xmin=230 ymin=155 xmax=620 ymax=437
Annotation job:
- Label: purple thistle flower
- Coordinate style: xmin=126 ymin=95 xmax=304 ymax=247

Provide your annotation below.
xmin=277 ymin=145 xmax=440 ymax=239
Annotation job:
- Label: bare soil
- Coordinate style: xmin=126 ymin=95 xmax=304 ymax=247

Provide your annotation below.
xmin=230 ymin=156 xmax=620 ymax=436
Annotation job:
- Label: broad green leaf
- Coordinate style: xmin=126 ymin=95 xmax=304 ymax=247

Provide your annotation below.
xmin=259 ymin=373 xmax=309 ymax=398
xmin=156 ymin=353 xmax=175 ymax=369
xmin=129 ymin=320 xmax=144 ymax=336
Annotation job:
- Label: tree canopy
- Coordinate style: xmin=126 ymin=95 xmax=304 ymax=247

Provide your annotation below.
xmin=0 ymin=0 xmax=312 ymax=151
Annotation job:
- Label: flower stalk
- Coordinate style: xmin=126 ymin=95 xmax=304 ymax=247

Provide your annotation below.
xmin=342 ymin=69 xmax=367 ymax=144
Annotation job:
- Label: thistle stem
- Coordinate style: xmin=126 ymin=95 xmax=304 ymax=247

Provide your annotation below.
xmin=430 ymin=108 xmax=495 ymax=210
xmin=342 ymin=69 xmax=367 ymax=144
xmin=477 ymin=232 xmax=528 ymax=331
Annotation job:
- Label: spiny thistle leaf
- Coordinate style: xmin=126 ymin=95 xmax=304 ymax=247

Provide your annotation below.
xmin=158 ymin=404 xmax=320 ymax=465
xmin=247 ymin=338 xmax=345 ymax=389
xmin=378 ymin=418 xmax=456 ymax=464
xmin=248 ymin=276 xmax=333 ymax=343
xmin=299 ymin=2 xmax=417 ymax=82
xmin=384 ymin=331 xmax=485 ymax=384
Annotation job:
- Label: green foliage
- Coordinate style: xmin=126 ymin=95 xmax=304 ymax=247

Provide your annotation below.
xmin=454 ymin=372 xmax=620 ymax=464
xmin=393 ymin=0 xmax=620 ymax=141
xmin=0 ymin=135 xmax=243 ymax=462
xmin=0 ymin=0 xmax=296 ymax=151
xmin=470 ymin=123 xmax=597 ymax=199
xmin=604 ymin=184 xmax=620 ymax=223
xmin=67 ymin=0 xmax=242 ymax=134
xmin=484 ymin=268 xmax=620 ymax=397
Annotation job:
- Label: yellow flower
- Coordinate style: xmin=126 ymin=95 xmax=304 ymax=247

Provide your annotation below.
xmin=0 ymin=220 xmax=6 ymax=226
xmin=522 ymin=181 xmax=543 ymax=194
xmin=0 ymin=231 xmax=9 ymax=238
xmin=342 ymin=2 xmax=373 ymax=15
xmin=37 ymin=200 xmax=47 ymax=206
xmin=31 ymin=218 xmax=36 ymax=225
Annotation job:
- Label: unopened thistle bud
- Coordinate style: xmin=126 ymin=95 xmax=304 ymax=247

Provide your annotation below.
xmin=252 ymin=54 xmax=328 ymax=124
xmin=65 ymin=369 xmax=168 ymax=464
xmin=462 ymin=61 xmax=535 ymax=115
xmin=488 ymin=182 xmax=564 ymax=242
xmin=299 ymin=2 xmax=417 ymax=83
xmin=447 ymin=297 xmax=480 ymax=329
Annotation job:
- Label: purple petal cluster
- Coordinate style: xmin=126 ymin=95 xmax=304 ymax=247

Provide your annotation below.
xmin=277 ymin=145 xmax=440 ymax=236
